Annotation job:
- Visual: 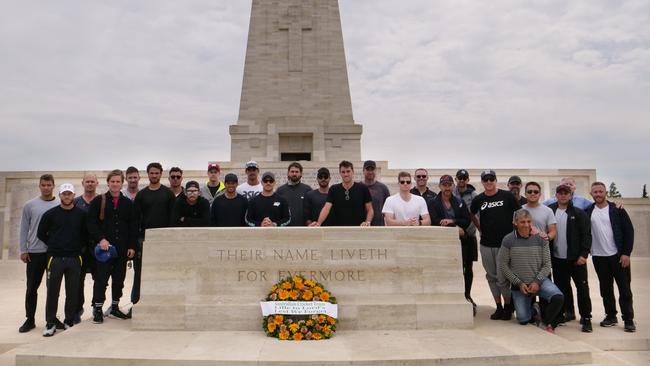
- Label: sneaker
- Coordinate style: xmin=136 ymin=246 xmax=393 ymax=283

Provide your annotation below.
xmin=600 ymin=316 xmax=618 ymax=327
xmin=531 ymin=303 xmax=542 ymax=327
xmin=581 ymin=318 xmax=593 ymax=333
xmin=92 ymin=307 xmax=103 ymax=324
xmin=109 ymin=307 xmax=130 ymax=320
xmin=466 ymin=297 xmax=477 ymax=317
xmin=501 ymin=303 xmax=514 ymax=321
xmin=64 ymin=319 xmax=74 ymax=330
xmin=126 ymin=307 xmax=133 ymax=319
xmin=624 ymin=320 xmax=636 ymax=333
xmin=545 ymin=324 xmax=556 ymax=334
xmin=19 ymin=318 xmax=36 ymax=333
xmin=490 ymin=305 xmax=504 ymax=320
xmin=43 ymin=323 xmax=56 ymax=337
xmin=53 ymin=318 xmax=65 ymax=330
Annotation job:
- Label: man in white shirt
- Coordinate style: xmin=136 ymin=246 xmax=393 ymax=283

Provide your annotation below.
xmin=237 ymin=161 xmax=263 ymax=200
xmin=382 ymin=172 xmax=430 ymax=226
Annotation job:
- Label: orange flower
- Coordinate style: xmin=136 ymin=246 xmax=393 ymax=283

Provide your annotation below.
xmin=312 ymin=333 xmax=323 ymax=340
xmin=302 ymin=290 xmax=313 ymax=301
xmin=323 ymin=325 xmax=331 ymax=333
xmin=320 ymin=292 xmax=330 ymax=301
xmin=267 ymin=322 xmax=277 ymax=333
xmin=293 ymin=333 xmax=304 ymax=341
xmin=290 ymin=290 xmax=299 ymax=300
xmin=279 ymin=290 xmax=290 ymax=300
xmin=312 ymin=286 xmax=323 ymax=294
xmin=281 ymin=282 xmax=292 ymax=289
xmin=289 ymin=323 xmax=300 ymax=333
xmin=327 ymin=316 xmax=336 ymax=325
xmin=293 ymin=276 xmax=303 ymax=284
xmin=304 ymin=279 xmax=315 ymax=287
xmin=318 ymin=315 xmax=326 ymax=323
xmin=295 ymin=281 xmax=305 ymax=289
xmin=306 ymin=320 xmax=314 ymax=326
xmin=273 ymin=315 xmax=284 ymax=324
xmin=279 ymin=331 xmax=290 ymax=340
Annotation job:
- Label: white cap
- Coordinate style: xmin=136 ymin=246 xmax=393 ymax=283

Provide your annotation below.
xmin=59 ymin=183 xmax=75 ymax=194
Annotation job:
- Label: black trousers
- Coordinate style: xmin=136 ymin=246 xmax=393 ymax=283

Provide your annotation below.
xmin=45 ymin=257 xmax=81 ymax=323
xmin=552 ymin=257 xmax=592 ymax=319
xmin=593 ymin=255 xmax=634 ymax=321
xmin=93 ymin=257 xmax=128 ymax=306
xmin=77 ymin=252 xmax=96 ymax=313
xmin=24 ymin=252 xmax=48 ymax=320
xmin=461 ymin=235 xmax=478 ymax=298
xmin=130 ymin=238 xmax=144 ymax=304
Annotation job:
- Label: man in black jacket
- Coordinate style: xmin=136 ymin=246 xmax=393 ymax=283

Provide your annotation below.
xmin=37 ymin=183 xmax=87 ymax=336
xmin=586 ymin=182 xmax=636 ymax=332
xmin=548 ymin=184 xmax=593 ymax=332
xmin=87 ymin=170 xmax=137 ymax=324
xmin=172 ymin=181 xmax=210 ymax=227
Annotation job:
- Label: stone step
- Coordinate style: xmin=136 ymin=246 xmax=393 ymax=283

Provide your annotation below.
xmin=14 ymin=328 xmax=593 ymax=366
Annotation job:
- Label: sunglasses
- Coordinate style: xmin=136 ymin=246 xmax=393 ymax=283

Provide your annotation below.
xmin=526 ymin=190 xmax=540 ymax=194
xmin=416 ymin=175 xmax=427 ymax=179
xmin=399 ymin=180 xmax=411 ymax=185
xmin=481 ymin=177 xmax=496 ymax=182
xmin=186 ymin=189 xmax=199 ymax=194
xmin=262 ymin=179 xmax=274 ymax=184
xmin=457 ymin=176 xmax=468 ymax=181
xmin=317 ymin=174 xmax=329 ymax=179
xmin=170 ymin=175 xmax=182 ymax=179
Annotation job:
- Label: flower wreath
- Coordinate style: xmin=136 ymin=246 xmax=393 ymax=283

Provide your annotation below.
xmin=261 ymin=276 xmax=338 ymax=340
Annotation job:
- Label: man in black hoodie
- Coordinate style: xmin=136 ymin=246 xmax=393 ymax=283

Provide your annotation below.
xmin=172 ymin=181 xmax=210 ymax=227
xmin=37 ymin=183 xmax=87 ymax=336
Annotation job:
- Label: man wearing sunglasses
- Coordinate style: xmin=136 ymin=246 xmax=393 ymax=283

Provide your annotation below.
xmin=382 ymin=172 xmax=430 ymax=227
xmin=172 ymin=181 xmax=210 ymax=227
xmin=168 ymin=167 xmax=184 ymax=198
xmin=304 ymin=168 xmax=332 ymax=226
xmin=201 ymin=163 xmax=225 ymax=205
xmin=453 ymin=169 xmax=479 ymax=310
xmin=245 ymin=172 xmax=291 ymax=227
xmin=522 ymin=182 xmax=557 ymax=243
xmin=410 ymin=169 xmax=437 ymax=204
xmin=470 ymin=170 xmax=521 ymax=321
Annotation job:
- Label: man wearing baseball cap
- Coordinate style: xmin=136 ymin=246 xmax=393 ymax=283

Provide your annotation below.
xmin=172 ymin=181 xmax=210 ymax=227
xmin=245 ymin=172 xmax=291 ymax=227
xmin=211 ymin=173 xmax=248 ymax=227
xmin=470 ymin=169 xmax=521 ymax=321
xmin=37 ymin=183 xmax=87 ymax=335
xmin=237 ymin=161 xmax=263 ymax=200
xmin=508 ymin=175 xmax=527 ymax=206
xmin=201 ymin=163 xmax=225 ymax=204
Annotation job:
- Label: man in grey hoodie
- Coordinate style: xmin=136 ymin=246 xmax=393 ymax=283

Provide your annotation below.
xmin=18 ymin=174 xmax=61 ymax=333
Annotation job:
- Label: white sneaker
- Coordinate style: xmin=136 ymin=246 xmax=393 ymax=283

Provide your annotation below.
xmin=43 ymin=323 xmax=56 ymax=337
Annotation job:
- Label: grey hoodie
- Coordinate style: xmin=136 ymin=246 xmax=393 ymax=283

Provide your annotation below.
xmin=19 ymin=196 xmax=60 ymax=254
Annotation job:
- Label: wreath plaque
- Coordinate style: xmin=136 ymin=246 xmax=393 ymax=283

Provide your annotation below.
xmin=260 ymin=276 xmax=338 ymax=340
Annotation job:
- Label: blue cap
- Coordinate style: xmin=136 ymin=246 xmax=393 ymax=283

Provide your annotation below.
xmin=94 ymin=244 xmax=118 ymax=263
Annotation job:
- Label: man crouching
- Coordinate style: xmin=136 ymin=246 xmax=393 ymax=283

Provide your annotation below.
xmin=499 ymin=209 xmax=564 ymax=333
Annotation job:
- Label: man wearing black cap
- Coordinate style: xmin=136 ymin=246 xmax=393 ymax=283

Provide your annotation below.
xmin=453 ymin=169 xmax=480 ymax=311
xmin=508 ymin=176 xmax=527 ymax=205
xmin=172 ymin=181 xmax=210 ymax=227
xmin=363 ymin=160 xmax=390 ymax=226
xmin=245 ymin=172 xmax=291 ymax=227
xmin=211 ymin=174 xmax=248 ymax=227
xmin=548 ymin=184 xmax=593 ymax=332
xmin=237 ymin=161 xmax=263 ymax=200
xmin=470 ymin=169 xmax=521 ymax=321
xmin=201 ymin=163 xmax=225 ymax=204
xmin=277 ymin=162 xmax=312 ymax=226
xmin=304 ymin=168 xmax=332 ymax=226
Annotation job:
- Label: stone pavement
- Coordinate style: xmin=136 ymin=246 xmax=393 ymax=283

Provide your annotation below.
xmin=0 ymin=257 xmax=648 ymax=365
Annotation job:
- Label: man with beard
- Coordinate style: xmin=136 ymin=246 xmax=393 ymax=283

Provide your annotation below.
xmin=363 ymin=160 xmax=390 ymax=226
xmin=304 ymin=168 xmax=332 ymax=226
xmin=121 ymin=167 xmax=140 ymax=201
xmin=237 ymin=161 xmax=263 ymax=200
xmin=172 ymin=181 xmax=210 ymax=227
xmin=211 ymin=174 xmax=248 ymax=227
xmin=508 ymin=176 xmax=527 ymax=205
xmin=131 ymin=163 xmax=175 ymax=314
xmin=277 ymin=162 xmax=312 ymax=226
xmin=245 ymin=172 xmax=291 ymax=227
xmin=168 ymin=167 xmax=184 ymax=198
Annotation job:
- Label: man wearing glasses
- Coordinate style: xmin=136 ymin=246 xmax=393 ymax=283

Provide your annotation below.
xmin=522 ymin=182 xmax=557 ymax=243
xmin=245 ymin=172 xmax=291 ymax=227
xmin=453 ymin=169 xmax=480 ymax=305
xmin=168 ymin=167 xmax=184 ymax=197
xmin=304 ymin=168 xmax=332 ymax=226
xmin=211 ymin=174 xmax=248 ymax=227
xmin=410 ymin=168 xmax=437 ymax=205
xmin=201 ymin=163 xmax=225 ymax=204
xmin=311 ymin=161 xmax=373 ymax=227
xmin=382 ymin=172 xmax=430 ymax=226
xmin=470 ymin=170 xmax=521 ymax=321
xmin=172 ymin=181 xmax=210 ymax=227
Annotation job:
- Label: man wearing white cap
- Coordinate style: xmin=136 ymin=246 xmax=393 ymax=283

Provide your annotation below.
xmin=237 ymin=160 xmax=263 ymax=200
xmin=37 ymin=183 xmax=87 ymax=336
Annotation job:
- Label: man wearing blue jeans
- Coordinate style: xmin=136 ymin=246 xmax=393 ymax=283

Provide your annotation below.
xmin=499 ymin=209 xmax=564 ymax=333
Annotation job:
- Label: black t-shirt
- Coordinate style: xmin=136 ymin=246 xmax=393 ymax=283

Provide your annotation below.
xmin=470 ymin=189 xmax=521 ymax=247
xmin=326 ymin=183 xmax=372 ymax=226
xmin=245 ymin=193 xmax=291 ymax=227
xmin=303 ymin=189 xmax=332 ymax=226
xmin=211 ymin=194 xmax=248 ymax=227
xmin=134 ymin=185 xmax=176 ymax=237
xmin=37 ymin=206 xmax=87 ymax=257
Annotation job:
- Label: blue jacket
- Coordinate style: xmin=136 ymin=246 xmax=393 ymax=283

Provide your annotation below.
xmin=585 ymin=201 xmax=634 ymax=256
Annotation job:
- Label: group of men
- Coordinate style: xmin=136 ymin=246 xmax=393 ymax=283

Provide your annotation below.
xmin=19 ymin=160 xmax=636 ymax=337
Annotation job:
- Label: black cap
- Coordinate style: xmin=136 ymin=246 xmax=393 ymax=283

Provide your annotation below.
xmin=456 ymin=169 xmax=469 ymax=179
xmin=508 ymin=175 xmax=522 ymax=185
xmin=480 ymin=169 xmax=497 ymax=180
xmin=556 ymin=184 xmax=571 ymax=193
xmin=317 ymin=167 xmax=330 ymax=178
xmin=224 ymin=173 xmax=238 ymax=183
xmin=185 ymin=180 xmax=200 ymax=190
xmin=439 ymin=175 xmax=454 ymax=184
xmin=363 ymin=160 xmax=376 ymax=169
xmin=262 ymin=171 xmax=275 ymax=181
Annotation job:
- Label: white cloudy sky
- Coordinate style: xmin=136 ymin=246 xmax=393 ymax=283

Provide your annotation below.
xmin=1 ymin=0 xmax=648 ymax=196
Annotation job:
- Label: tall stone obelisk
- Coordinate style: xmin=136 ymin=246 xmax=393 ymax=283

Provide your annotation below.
xmin=230 ymin=0 xmax=363 ymax=162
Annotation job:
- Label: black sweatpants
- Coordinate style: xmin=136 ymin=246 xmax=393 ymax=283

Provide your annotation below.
xmin=130 ymin=238 xmax=144 ymax=304
xmin=77 ymin=252 xmax=96 ymax=313
xmin=552 ymin=257 xmax=592 ymax=319
xmin=93 ymin=257 xmax=128 ymax=306
xmin=461 ymin=235 xmax=478 ymax=298
xmin=24 ymin=252 xmax=48 ymax=320
xmin=45 ymin=256 xmax=81 ymax=323
xmin=593 ymin=254 xmax=634 ymax=321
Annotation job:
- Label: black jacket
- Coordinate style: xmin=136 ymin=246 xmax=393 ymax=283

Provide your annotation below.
xmin=585 ymin=201 xmax=634 ymax=256
xmin=430 ymin=194 xmax=471 ymax=230
xmin=172 ymin=196 xmax=211 ymax=227
xmin=548 ymin=201 xmax=591 ymax=260
xmin=87 ymin=192 xmax=138 ymax=256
